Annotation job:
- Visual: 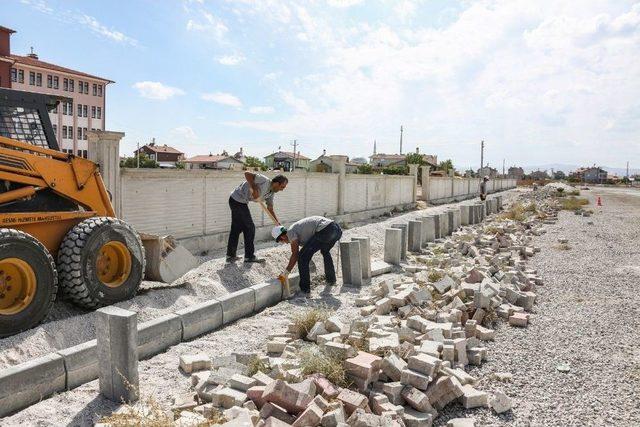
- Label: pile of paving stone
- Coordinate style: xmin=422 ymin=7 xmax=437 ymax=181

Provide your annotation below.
xmin=117 ymin=193 xmax=561 ymax=427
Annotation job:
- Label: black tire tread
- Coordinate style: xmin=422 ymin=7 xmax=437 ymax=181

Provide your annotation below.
xmin=57 ymin=217 xmax=144 ymax=309
xmin=0 ymin=228 xmax=57 ymax=333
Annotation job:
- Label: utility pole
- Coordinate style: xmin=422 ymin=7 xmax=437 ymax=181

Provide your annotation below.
xmin=627 ymin=161 xmax=630 ymax=179
xmin=480 ymin=140 xmax=484 ymax=174
xmin=399 ymin=126 xmax=403 ymax=155
xmin=502 ymin=158 xmax=505 ymax=177
xmin=136 ymin=142 xmax=140 ymax=168
xmin=291 ymin=140 xmax=298 ymax=171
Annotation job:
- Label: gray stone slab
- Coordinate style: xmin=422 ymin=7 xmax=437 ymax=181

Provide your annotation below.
xmin=391 ymin=223 xmax=408 ymax=260
xmin=0 ymin=353 xmax=66 ymax=417
xmin=383 ymin=228 xmax=402 ymax=265
xmin=352 ymin=237 xmax=371 ymax=280
xmin=432 ymin=214 xmax=441 ymax=239
xmin=137 ymin=313 xmax=183 ymax=360
xmin=219 ymin=288 xmax=256 ymax=325
xmin=408 ymin=220 xmax=423 ymax=252
xmin=175 ymin=298 xmax=223 ymax=340
xmin=371 ymin=260 xmax=393 ymax=276
xmin=438 ymin=213 xmax=449 ymax=237
xmin=57 ymin=339 xmax=98 ymax=390
xmin=97 ymin=306 xmax=139 ymax=403
xmin=447 ymin=211 xmax=455 ymax=235
xmin=460 ymin=205 xmax=471 ymax=226
xmin=252 ymin=280 xmax=283 ymax=312
xmin=340 ymin=240 xmax=363 ymax=286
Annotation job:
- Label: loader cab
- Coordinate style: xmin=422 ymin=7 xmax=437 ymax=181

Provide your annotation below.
xmin=0 ymin=87 xmax=65 ymax=151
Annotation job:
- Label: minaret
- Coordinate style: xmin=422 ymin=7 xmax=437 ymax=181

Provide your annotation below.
xmin=399 ymin=125 xmax=403 ymax=155
xmin=373 ymin=140 xmax=377 ymax=155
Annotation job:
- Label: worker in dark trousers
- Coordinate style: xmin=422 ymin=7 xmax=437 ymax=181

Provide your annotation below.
xmin=480 ymin=176 xmax=489 ymax=201
xmin=274 ymin=216 xmax=342 ymax=297
xmin=227 ymin=172 xmax=288 ymax=263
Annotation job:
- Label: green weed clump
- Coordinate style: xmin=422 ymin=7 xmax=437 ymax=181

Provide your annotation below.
xmin=559 ymin=197 xmax=589 ymax=211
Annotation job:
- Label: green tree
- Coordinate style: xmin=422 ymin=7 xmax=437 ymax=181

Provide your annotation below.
xmin=405 ymin=153 xmax=424 ymax=165
xmin=553 ymin=170 xmax=566 ymax=180
xmin=175 ymin=161 xmax=186 ymax=169
xmin=438 ymin=159 xmax=454 ymax=174
xmin=245 ymin=156 xmax=267 ymax=171
xmin=382 ymin=165 xmax=408 ymax=175
xmin=120 ymin=154 xmax=159 ymax=168
xmin=357 ymin=164 xmax=373 ymax=174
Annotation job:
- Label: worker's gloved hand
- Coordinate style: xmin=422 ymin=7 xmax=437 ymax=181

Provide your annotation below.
xmin=277 ymin=270 xmax=290 ymax=283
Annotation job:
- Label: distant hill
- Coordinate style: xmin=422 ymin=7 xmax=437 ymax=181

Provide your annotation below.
xmin=523 ymin=164 xmax=639 ymax=176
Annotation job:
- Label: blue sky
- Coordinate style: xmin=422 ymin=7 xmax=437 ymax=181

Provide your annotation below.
xmin=6 ymin=0 xmax=640 ymax=171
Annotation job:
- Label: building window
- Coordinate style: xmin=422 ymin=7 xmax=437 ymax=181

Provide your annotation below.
xmin=69 ymin=126 xmax=73 ymax=138
xmin=96 ymin=107 xmax=102 ymax=119
xmin=70 ymin=79 xmax=75 ymax=92
xmin=77 ymin=127 xmax=82 ymax=140
xmin=83 ymin=127 xmax=88 ymax=140
xmin=91 ymin=106 xmax=96 ymax=118
xmin=52 ymin=124 xmax=57 ymax=135
xmin=83 ymin=105 xmax=88 ymax=117
xmin=62 ymin=126 xmax=68 ymax=139
xmin=77 ymin=103 xmax=83 ymax=116
xmin=52 ymin=103 xmax=57 ymax=113
xmin=63 ymin=78 xmax=68 ymax=91
xmin=92 ymin=83 xmax=97 ymax=96
xmin=53 ymin=76 xmax=59 ymax=89
xmin=10 ymin=68 xmax=17 ymax=82
xmin=149 ymin=153 xmax=156 ymax=160
xmin=29 ymin=72 xmax=35 ymax=85
xmin=78 ymin=80 xmax=83 ymax=93
xmin=18 ymin=70 xmax=24 ymax=83
xmin=62 ymin=102 xmax=67 ymax=115
xmin=83 ymin=82 xmax=89 ymax=94
xmin=98 ymin=84 xmax=103 ymax=97
xmin=47 ymin=75 xmax=52 ymax=88
xmin=82 ymin=150 xmax=88 ymax=158
xmin=36 ymin=73 xmax=42 ymax=86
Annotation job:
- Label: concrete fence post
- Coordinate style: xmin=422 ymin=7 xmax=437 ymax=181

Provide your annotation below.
xmin=88 ymin=130 xmax=124 ymax=216
xmin=437 ymin=212 xmax=449 ymax=237
xmin=97 ymin=306 xmax=139 ymax=403
xmin=421 ymin=216 xmax=436 ymax=244
xmin=340 ymin=241 xmax=362 ymax=287
xmin=408 ymin=164 xmax=418 ymax=203
xmin=352 ymin=237 xmax=371 ymax=281
xmin=390 ymin=223 xmax=408 ymax=260
xmin=420 ymin=166 xmax=431 ymax=202
xmin=383 ymin=228 xmax=402 ymax=265
xmin=450 ymin=170 xmax=455 ymax=199
xmin=335 ymin=156 xmax=347 ymax=215
xmin=408 ymin=220 xmax=423 ymax=252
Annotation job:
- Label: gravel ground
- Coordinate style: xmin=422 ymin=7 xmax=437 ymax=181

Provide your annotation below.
xmin=436 ymin=186 xmax=640 ymax=426
xmin=0 ymin=196 xmax=491 ymax=370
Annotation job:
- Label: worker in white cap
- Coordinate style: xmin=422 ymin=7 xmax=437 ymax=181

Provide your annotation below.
xmin=272 ymin=216 xmax=342 ymax=298
xmin=480 ymin=175 xmax=489 ymax=201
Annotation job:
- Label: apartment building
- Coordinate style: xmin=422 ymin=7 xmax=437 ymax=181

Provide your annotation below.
xmin=0 ymin=25 xmax=112 ymax=157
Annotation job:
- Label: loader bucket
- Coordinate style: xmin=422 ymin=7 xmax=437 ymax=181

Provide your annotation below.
xmin=140 ymin=234 xmax=198 ymax=283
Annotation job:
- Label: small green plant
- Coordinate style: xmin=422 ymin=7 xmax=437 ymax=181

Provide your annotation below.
xmin=524 ymin=202 xmax=537 ymax=213
xmin=559 ymin=197 xmax=589 ymax=211
xmin=291 ymin=306 xmax=332 ymax=339
xmin=428 ymin=270 xmax=444 ymax=282
xmin=100 ymin=395 xmax=174 ymax=426
xmin=247 ymin=356 xmax=271 ymax=376
xmin=298 ymin=347 xmax=350 ymax=387
xmin=499 ymin=202 xmax=526 ymax=221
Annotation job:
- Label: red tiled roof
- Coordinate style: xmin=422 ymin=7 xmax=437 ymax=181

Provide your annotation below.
xmin=0 ymin=26 xmax=16 ymax=34
xmin=3 ymin=54 xmax=114 ymax=83
xmin=185 ymin=154 xmax=241 ymax=163
xmin=266 ymin=151 xmax=310 ymax=160
xmin=140 ymin=144 xmax=184 ymax=154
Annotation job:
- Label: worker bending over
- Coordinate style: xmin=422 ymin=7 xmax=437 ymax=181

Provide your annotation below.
xmin=227 ymin=172 xmax=288 ymax=263
xmin=274 ymin=216 xmax=342 ymax=297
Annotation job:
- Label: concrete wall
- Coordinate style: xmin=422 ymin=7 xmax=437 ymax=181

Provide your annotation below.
xmin=421 ymin=172 xmax=516 ymax=205
xmin=118 ymin=169 xmax=416 ymax=252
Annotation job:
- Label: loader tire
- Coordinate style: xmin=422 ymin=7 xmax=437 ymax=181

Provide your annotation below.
xmin=0 ymin=228 xmax=57 ymax=337
xmin=57 ymin=217 xmax=145 ymax=309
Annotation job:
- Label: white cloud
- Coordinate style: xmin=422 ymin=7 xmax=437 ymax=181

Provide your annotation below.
xmin=76 ymin=14 xmax=139 ymax=46
xmin=132 ymin=81 xmax=185 ymax=100
xmin=202 ymin=92 xmax=243 ymax=108
xmin=186 ymin=11 xmax=228 ymax=41
xmin=250 ymin=106 xmax=275 ymax=114
xmin=217 ymin=53 xmax=246 ymax=65
xmin=170 ymin=126 xmax=197 ymax=140
xmin=326 ymin=0 xmax=363 ymax=8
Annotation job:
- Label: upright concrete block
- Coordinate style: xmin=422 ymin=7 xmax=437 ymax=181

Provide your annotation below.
xmin=340 ymin=241 xmax=363 ymax=286
xmin=452 ymin=209 xmax=461 ymax=230
xmin=496 ymin=195 xmax=503 ymax=211
xmin=384 ymin=228 xmax=402 ymax=265
xmin=438 ymin=213 xmax=449 ymax=237
xmin=391 ymin=224 xmax=407 ymax=260
xmin=408 ymin=220 xmax=423 ymax=253
xmin=446 ymin=211 xmax=455 ymax=235
xmin=352 ymin=237 xmax=371 ymax=280
xmin=420 ymin=216 xmax=436 ymax=245
xmin=460 ymin=205 xmax=471 ymax=226
xmin=432 ymin=214 xmax=441 ymax=239
xmin=97 ymin=306 xmax=139 ymax=403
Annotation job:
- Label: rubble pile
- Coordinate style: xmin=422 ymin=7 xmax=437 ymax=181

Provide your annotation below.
xmin=103 ymin=192 xmax=562 ymax=427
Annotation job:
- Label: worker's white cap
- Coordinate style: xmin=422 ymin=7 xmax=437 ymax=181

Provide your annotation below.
xmin=483 ymin=175 xmax=489 ymax=180
xmin=272 ymin=225 xmax=287 ymax=240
